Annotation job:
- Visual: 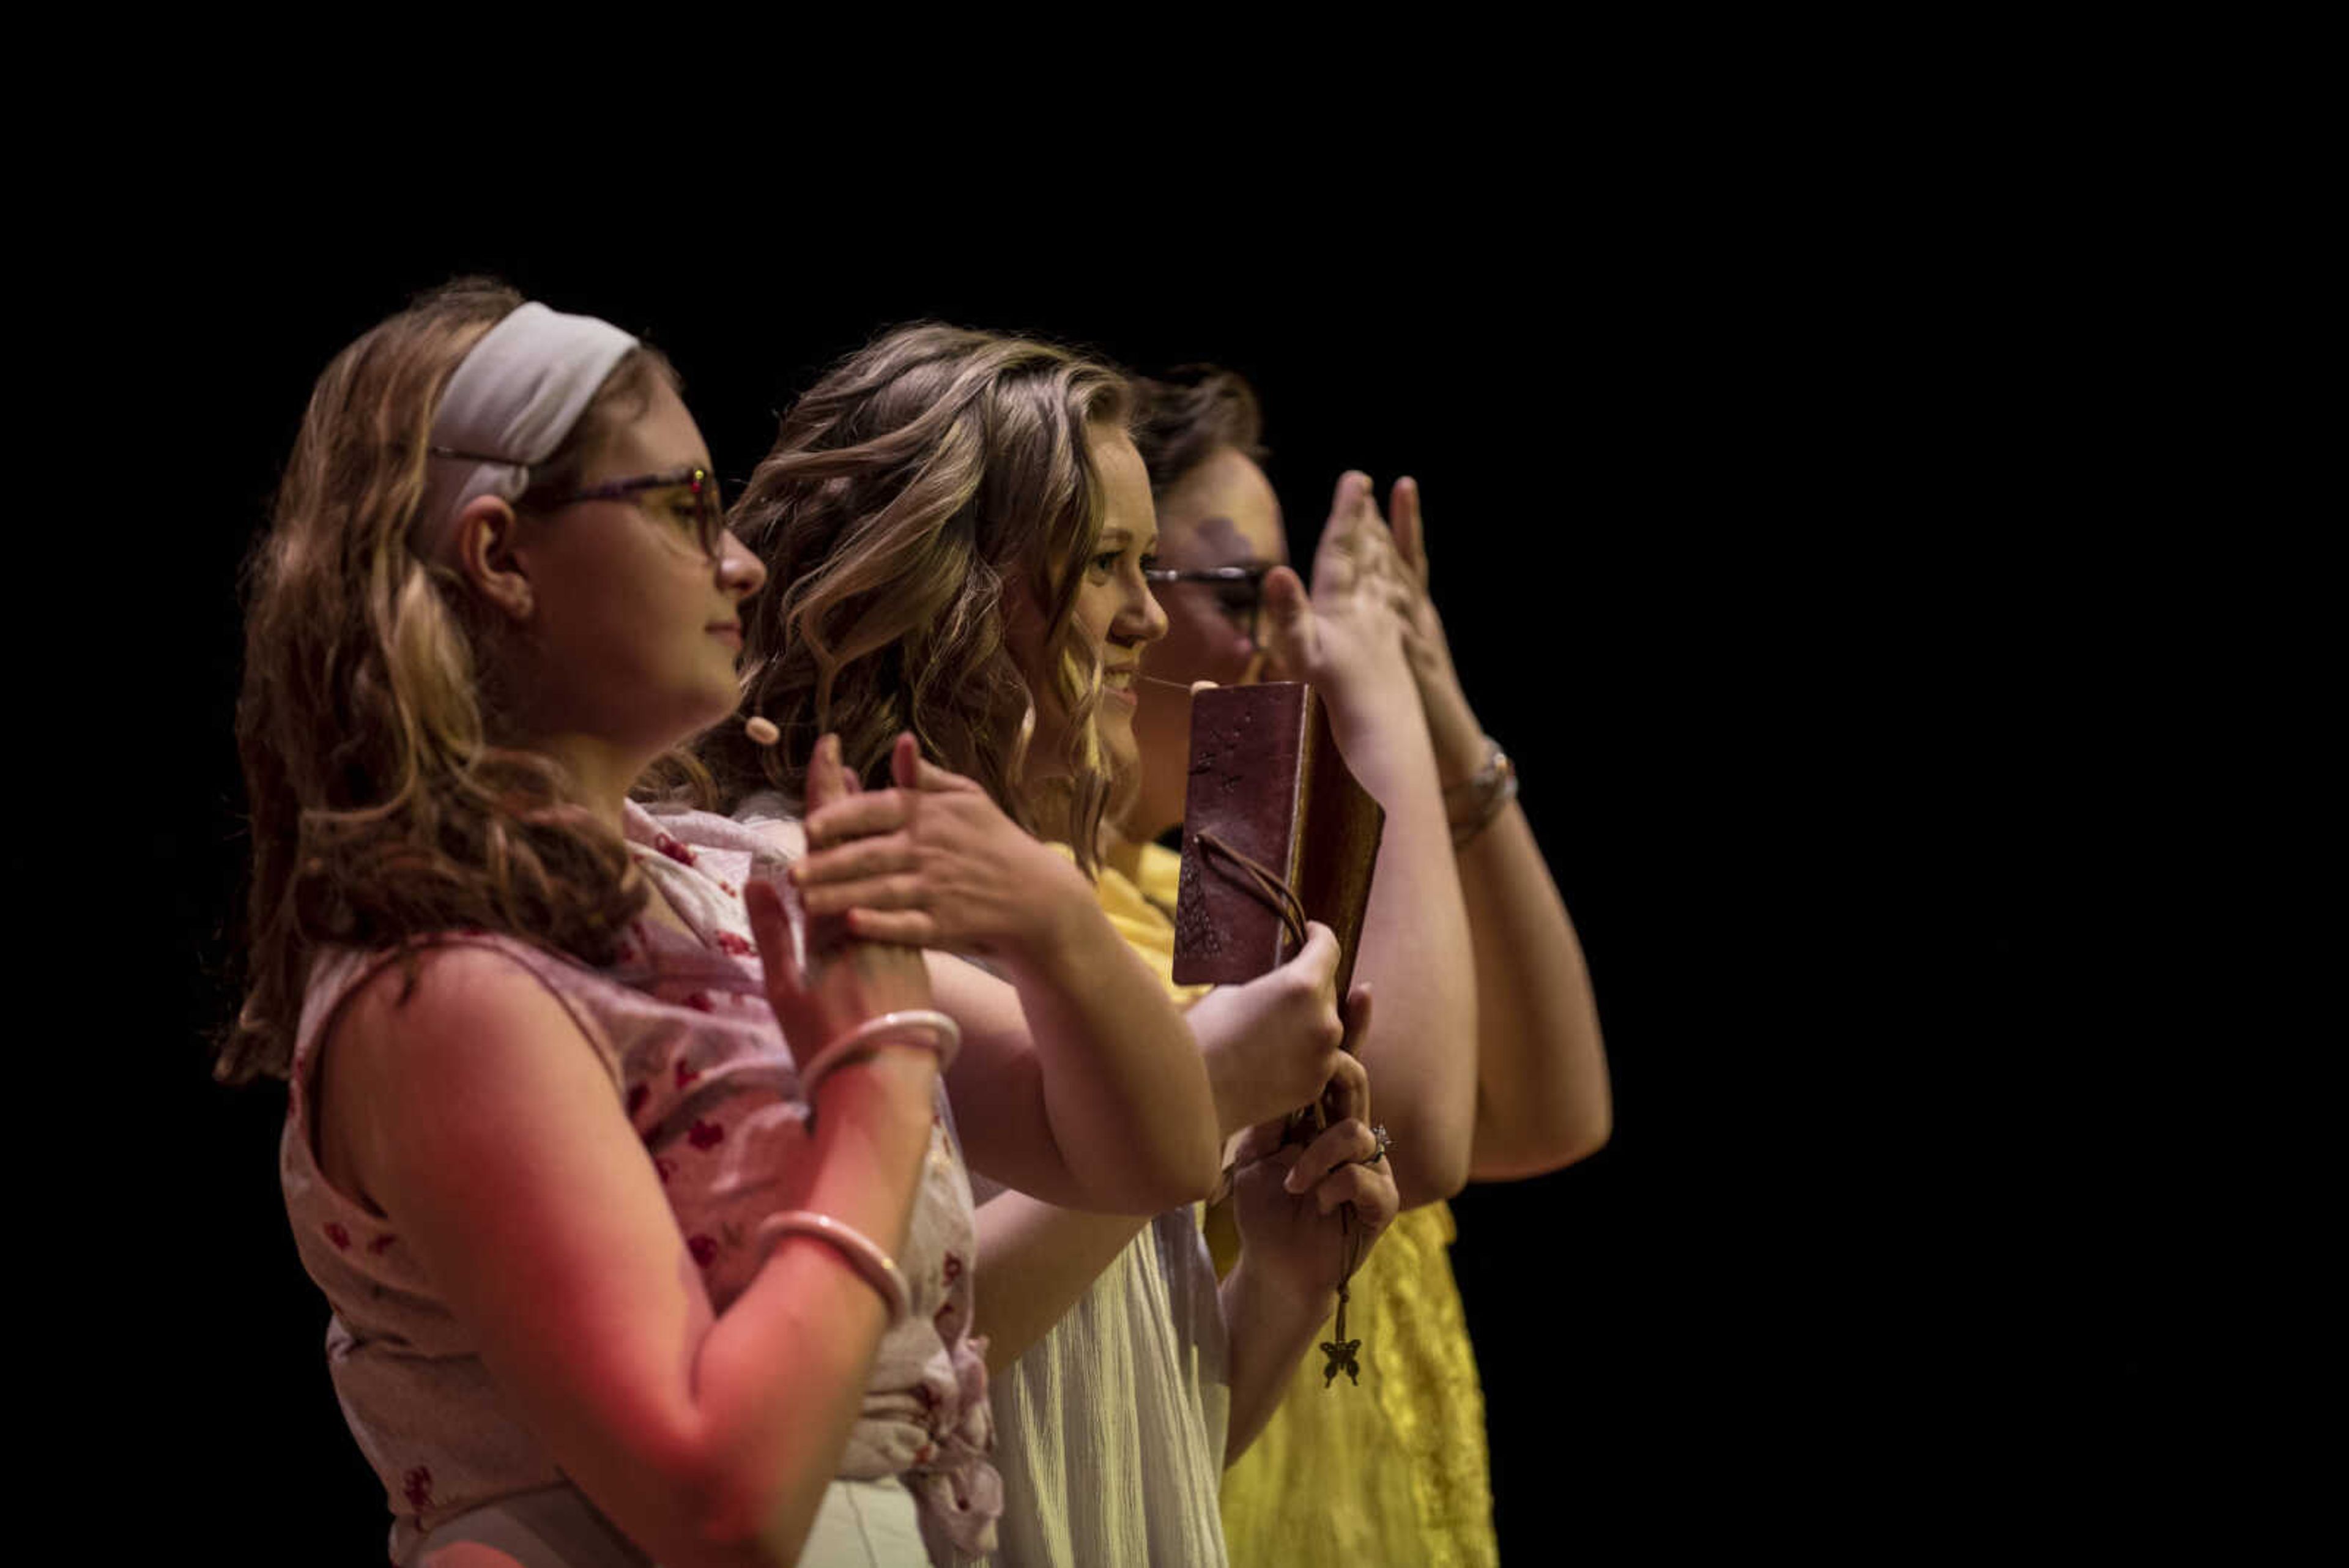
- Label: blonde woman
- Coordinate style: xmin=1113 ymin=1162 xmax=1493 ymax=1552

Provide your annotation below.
xmin=711 ymin=324 xmax=1400 ymax=1567
xmin=232 ymin=284 xmax=1219 ymax=1567
xmin=1126 ymin=367 xmax=1614 ymax=1568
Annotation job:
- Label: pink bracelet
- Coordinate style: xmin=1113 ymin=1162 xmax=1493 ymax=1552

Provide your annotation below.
xmin=753 ymin=1210 xmax=911 ymax=1326
xmin=796 ymin=1008 xmax=962 ymax=1107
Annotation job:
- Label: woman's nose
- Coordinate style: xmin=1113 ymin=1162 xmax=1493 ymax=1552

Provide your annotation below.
xmin=1123 ymin=573 xmax=1169 ymax=644
xmin=719 ymin=530 xmax=768 ymax=600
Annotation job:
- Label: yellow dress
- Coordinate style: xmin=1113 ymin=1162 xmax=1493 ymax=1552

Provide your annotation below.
xmin=1120 ymin=844 xmax=1501 ymax=1568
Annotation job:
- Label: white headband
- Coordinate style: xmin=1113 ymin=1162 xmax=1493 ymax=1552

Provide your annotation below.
xmin=417 ymin=301 xmax=640 ymax=559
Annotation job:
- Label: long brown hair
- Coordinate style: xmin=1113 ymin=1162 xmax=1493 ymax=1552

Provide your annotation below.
xmin=713 ymin=324 xmax=1132 ymax=871
xmin=223 ymin=279 xmax=675 ymax=1083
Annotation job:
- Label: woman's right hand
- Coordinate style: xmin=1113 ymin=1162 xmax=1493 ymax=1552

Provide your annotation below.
xmin=1258 ymin=472 xmax=1425 ymax=749
xmin=1184 ymin=921 xmax=1351 ymax=1138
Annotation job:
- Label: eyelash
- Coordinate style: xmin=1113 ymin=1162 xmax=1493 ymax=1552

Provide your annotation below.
xmin=1093 ymin=550 xmax=1160 ymax=576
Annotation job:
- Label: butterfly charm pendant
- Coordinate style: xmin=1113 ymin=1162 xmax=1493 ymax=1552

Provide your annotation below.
xmin=1320 ymin=1336 xmax=1363 ymax=1386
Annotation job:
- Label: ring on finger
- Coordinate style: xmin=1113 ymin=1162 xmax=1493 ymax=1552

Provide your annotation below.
xmin=1360 ymin=1123 xmax=1391 ymax=1167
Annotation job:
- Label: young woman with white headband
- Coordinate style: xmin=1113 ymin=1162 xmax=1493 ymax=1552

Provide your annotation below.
xmin=231 ymin=281 xmax=1220 ymax=1567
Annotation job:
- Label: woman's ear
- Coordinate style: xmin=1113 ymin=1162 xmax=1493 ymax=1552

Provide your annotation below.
xmin=450 ymin=495 xmax=533 ymax=624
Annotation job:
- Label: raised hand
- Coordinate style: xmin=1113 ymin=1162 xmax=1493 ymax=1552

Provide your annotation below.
xmin=743 ymin=734 xmax=937 ymax=1062
xmin=1184 ymin=922 xmax=1348 ymax=1137
xmin=1258 ymin=472 xmax=1420 ymax=745
xmin=785 ymin=732 xmax=1096 ymax=964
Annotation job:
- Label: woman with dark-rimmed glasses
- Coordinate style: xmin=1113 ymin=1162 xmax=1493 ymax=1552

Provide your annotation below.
xmin=1123 ymin=366 xmax=1614 ymax=1568
xmin=231 ymin=282 xmax=1221 ymax=1567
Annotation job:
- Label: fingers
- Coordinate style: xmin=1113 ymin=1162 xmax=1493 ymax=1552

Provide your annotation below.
xmin=743 ymin=878 xmax=805 ymax=1002
xmin=801 ymin=789 xmax=911 ymax=850
xmin=1339 ymin=980 xmax=1373 ymax=1056
xmin=1390 ymin=476 xmax=1427 ymax=584
xmin=1308 ymin=1157 xmax=1398 ymax=1226
xmin=839 ymin=908 xmax=941 ymax=948
xmin=1313 ymin=472 xmax=1375 ymax=598
xmin=801 ymin=734 xmax=846 ymax=816
xmin=790 ymin=833 xmax=915 ymax=888
xmin=798 ymin=872 xmax=927 ymax=917
xmin=1318 ymin=1047 xmax=1368 ymax=1129
xmin=891 ymin=730 xmax=982 ymax=794
xmin=1281 ymin=1116 xmax=1378 ymax=1196
xmin=1231 ymin=1118 xmax=1298 ymax=1169
xmin=1257 ymin=564 xmax=1316 ymax=678
xmin=1289 ymin=921 xmax=1341 ymax=992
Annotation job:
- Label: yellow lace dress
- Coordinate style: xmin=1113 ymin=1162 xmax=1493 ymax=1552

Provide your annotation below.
xmin=1116 ymin=844 xmax=1501 ymax=1568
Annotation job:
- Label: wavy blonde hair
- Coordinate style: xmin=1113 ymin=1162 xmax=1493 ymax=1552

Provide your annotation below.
xmin=713 ymin=324 xmax=1132 ymax=872
xmin=223 ymin=279 xmax=675 ymax=1083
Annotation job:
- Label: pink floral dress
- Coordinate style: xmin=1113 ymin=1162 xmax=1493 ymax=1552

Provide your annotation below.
xmin=280 ymin=803 xmax=998 ymax=1564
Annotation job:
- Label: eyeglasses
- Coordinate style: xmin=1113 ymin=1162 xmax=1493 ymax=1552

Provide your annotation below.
xmin=546 ymin=466 xmax=727 ymax=562
xmin=1143 ymin=563 xmax=1275 ymax=647
xmin=429 ymin=447 xmax=727 ymax=562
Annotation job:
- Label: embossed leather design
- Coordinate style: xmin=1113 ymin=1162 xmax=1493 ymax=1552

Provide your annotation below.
xmin=1171 ymin=682 xmax=1384 ymax=992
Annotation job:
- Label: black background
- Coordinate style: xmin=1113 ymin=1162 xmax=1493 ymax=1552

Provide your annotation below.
xmin=69 ymin=166 xmax=2173 ymax=1559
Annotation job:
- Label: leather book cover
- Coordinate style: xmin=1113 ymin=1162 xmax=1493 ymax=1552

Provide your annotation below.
xmin=1171 ymin=682 xmax=1385 ymax=993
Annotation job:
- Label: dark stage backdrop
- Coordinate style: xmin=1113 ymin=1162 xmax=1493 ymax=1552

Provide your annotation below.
xmin=108 ymin=236 xmax=2136 ymax=1559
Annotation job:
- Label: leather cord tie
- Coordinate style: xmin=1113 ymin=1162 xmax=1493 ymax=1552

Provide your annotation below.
xmin=1192 ymin=829 xmax=1309 ymax=952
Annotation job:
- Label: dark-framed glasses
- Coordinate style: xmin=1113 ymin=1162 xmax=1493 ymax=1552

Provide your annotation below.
xmin=547 ymin=465 xmax=727 ymax=561
xmin=1143 ymin=562 xmax=1275 ymax=647
xmin=429 ymin=447 xmax=727 ymax=562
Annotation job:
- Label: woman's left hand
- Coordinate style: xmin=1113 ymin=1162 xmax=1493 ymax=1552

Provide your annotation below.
xmin=1228 ymin=989 xmax=1399 ymax=1305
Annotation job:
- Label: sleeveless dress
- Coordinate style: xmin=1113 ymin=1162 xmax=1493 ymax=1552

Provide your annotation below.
xmin=1127 ymin=843 xmax=1502 ymax=1568
xmin=967 ymin=849 xmax=1231 ymax=1568
xmin=280 ymin=803 xmax=998 ymax=1566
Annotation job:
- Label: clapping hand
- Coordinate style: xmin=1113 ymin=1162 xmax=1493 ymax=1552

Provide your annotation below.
xmin=785 ymin=732 xmax=1095 ymax=965
xmin=743 ymin=734 xmax=937 ymax=1057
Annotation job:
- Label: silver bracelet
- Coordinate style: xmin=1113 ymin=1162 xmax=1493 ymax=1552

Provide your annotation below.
xmin=796 ymin=1008 xmax=963 ymax=1107
xmin=754 ymin=1210 xmax=911 ymax=1326
xmin=1445 ymin=737 xmax=1518 ymax=847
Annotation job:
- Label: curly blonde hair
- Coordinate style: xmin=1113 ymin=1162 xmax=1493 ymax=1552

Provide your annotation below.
xmin=713 ymin=324 xmax=1133 ymax=872
xmin=223 ymin=279 xmax=676 ymax=1083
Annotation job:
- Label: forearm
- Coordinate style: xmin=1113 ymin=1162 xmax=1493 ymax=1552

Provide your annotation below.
xmin=1218 ymin=1255 xmax=1335 ymax=1463
xmin=970 ymin=1187 xmax=1154 ymax=1375
xmin=1328 ymin=698 xmax=1479 ymax=1205
xmin=589 ymin=1055 xmax=943 ymax=1567
xmin=1459 ymin=803 xmax=1613 ymax=1178
xmin=1001 ymin=900 xmax=1222 ymax=1211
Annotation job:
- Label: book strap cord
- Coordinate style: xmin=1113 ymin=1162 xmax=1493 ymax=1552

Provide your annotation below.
xmin=1192 ymin=830 xmax=1309 ymax=951
xmin=1190 ymin=828 xmax=1368 ymax=1389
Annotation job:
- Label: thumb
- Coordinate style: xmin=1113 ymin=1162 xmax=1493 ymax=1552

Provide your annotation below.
xmin=893 ymin=730 xmax=978 ymax=793
xmin=803 ymin=734 xmax=845 ymax=814
xmin=1258 ymin=565 xmax=1316 ymax=679
xmin=1340 ymin=980 xmax=1373 ymax=1054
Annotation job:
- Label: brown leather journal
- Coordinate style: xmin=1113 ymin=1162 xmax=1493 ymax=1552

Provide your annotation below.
xmin=1171 ymin=682 xmax=1385 ymax=992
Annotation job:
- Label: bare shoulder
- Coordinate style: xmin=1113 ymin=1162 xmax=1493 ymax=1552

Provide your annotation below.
xmin=330 ymin=942 xmax=590 ymax=1087
xmin=323 ymin=941 xmax=622 ymax=1193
